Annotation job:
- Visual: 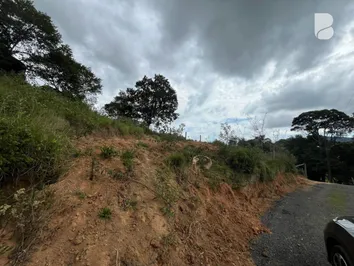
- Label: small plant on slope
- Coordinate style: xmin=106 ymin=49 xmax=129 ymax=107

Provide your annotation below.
xmin=100 ymin=146 xmax=118 ymax=159
xmin=98 ymin=207 xmax=112 ymax=219
xmin=121 ymin=150 xmax=135 ymax=172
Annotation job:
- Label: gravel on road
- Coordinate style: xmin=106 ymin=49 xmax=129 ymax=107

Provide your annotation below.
xmin=251 ymin=183 xmax=354 ymax=266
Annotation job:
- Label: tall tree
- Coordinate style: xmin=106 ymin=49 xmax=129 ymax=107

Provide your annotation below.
xmin=105 ymin=75 xmax=179 ymax=128
xmin=291 ymin=109 xmax=354 ymax=182
xmin=0 ymin=0 xmax=61 ymax=65
xmin=0 ymin=0 xmax=102 ymax=99
xmin=28 ymin=45 xmax=102 ymax=100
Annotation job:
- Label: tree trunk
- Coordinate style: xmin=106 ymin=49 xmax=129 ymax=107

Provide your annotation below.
xmin=325 ymin=145 xmax=333 ymax=182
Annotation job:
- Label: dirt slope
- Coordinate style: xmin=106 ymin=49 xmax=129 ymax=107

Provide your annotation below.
xmin=3 ymin=136 xmax=308 ymax=266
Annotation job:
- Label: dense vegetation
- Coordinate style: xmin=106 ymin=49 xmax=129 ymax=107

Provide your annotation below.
xmin=0 ymin=75 xmax=144 ymax=186
xmin=278 ymin=135 xmax=354 ymax=185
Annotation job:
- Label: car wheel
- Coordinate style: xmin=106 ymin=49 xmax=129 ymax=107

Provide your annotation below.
xmin=330 ymin=245 xmax=353 ymax=266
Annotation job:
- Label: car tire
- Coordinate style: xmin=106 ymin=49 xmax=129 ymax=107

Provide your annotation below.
xmin=330 ymin=245 xmax=354 ymax=266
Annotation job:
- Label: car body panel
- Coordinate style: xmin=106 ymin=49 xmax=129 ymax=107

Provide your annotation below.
xmin=324 ymin=216 xmax=354 ymax=264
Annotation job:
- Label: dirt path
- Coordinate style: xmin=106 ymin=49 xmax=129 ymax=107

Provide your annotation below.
xmin=251 ymin=183 xmax=354 ymax=266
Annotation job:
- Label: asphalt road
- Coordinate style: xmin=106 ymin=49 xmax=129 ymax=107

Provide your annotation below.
xmin=251 ymin=183 xmax=354 ymax=266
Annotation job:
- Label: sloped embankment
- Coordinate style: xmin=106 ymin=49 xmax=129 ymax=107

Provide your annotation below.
xmin=12 ymin=136 xmax=308 ymax=266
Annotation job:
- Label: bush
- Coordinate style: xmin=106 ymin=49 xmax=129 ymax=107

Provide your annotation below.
xmin=166 ymin=153 xmax=186 ymax=169
xmin=100 ymin=146 xmax=118 ymax=159
xmin=224 ymin=147 xmax=261 ymax=174
xmin=209 ymin=145 xmax=297 ymax=187
xmin=255 ymin=161 xmax=276 ymax=182
xmin=0 ymin=117 xmax=69 ymax=185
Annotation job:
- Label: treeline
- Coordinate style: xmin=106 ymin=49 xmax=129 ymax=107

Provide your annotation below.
xmin=279 ymin=135 xmax=354 ymax=185
xmin=219 ymin=109 xmax=354 ymax=185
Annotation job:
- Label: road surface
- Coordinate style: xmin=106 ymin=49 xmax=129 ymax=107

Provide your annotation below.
xmin=251 ymin=183 xmax=354 ymax=266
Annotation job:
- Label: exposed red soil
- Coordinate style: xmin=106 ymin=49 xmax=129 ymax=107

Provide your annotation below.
xmin=1 ymin=136 xmax=310 ymax=266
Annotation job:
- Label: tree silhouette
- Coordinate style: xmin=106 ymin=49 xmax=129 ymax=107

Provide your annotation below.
xmin=105 ymin=75 xmax=179 ymax=128
xmin=0 ymin=0 xmax=102 ymax=99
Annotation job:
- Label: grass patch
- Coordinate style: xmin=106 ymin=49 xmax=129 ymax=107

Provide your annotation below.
xmin=136 ymin=141 xmax=149 ymax=149
xmin=162 ymin=233 xmax=177 ymax=247
xmin=121 ymin=198 xmax=138 ymax=211
xmin=74 ymin=190 xmax=87 ymax=199
xmin=121 ymin=150 xmax=135 ymax=172
xmin=328 ymin=189 xmax=346 ymax=211
xmin=107 ymin=169 xmax=127 ymax=181
xmin=100 ymin=146 xmax=118 ymax=159
xmin=98 ymin=207 xmax=112 ymax=219
xmin=154 ymin=169 xmax=179 ymax=217
xmin=160 ymin=206 xmax=175 ymax=217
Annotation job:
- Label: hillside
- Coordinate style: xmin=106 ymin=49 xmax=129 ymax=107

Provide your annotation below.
xmin=3 ymin=136 xmax=307 ymax=266
xmin=0 ymin=76 xmax=308 ymax=266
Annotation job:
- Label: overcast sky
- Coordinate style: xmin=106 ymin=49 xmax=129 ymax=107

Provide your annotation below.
xmin=33 ymin=0 xmax=354 ymax=141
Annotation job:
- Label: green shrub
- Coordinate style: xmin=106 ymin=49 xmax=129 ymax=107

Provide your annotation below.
xmin=255 ymin=161 xmax=276 ymax=182
xmin=182 ymin=145 xmax=206 ymax=161
xmin=121 ymin=150 xmax=135 ymax=171
xmin=100 ymin=146 xmax=118 ymax=159
xmin=166 ymin=153 xmax=186 ymax=169
xmin=225 ymin=147 xmax=260 ymax=174
xmin=0 ymin=119 xmax=68 ymax=185
xmin=98 ymin=207 xmax=112 ymax=219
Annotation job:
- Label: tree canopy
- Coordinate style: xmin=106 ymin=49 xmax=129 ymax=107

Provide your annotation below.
xmin=105 ymin=75 xmax=179 ymax=128
xmin=291 ymin=109 xmax=354 ymax=182
xmin=0 ymin=0 xmax=102 ymax=100
xmin=291 ymin=109 xmax=354 ymax=139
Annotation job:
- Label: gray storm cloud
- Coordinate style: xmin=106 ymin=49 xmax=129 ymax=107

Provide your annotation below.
xmin=33 ymin=0 xmax=354 ymax=138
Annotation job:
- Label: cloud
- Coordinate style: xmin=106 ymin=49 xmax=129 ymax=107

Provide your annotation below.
xmin=33 ymin=0 xmax=354 ymax=140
